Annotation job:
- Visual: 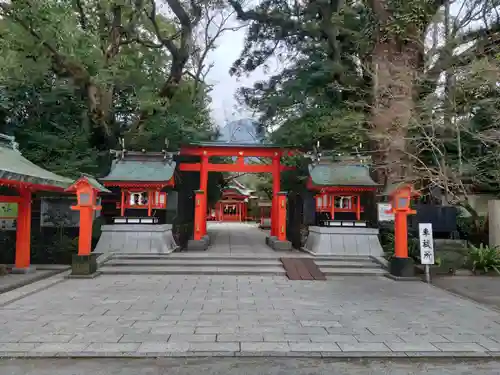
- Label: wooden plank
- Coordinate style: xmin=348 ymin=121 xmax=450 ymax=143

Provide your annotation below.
xmin=301 ymin=258 xmax=327 ymax=281
xmin=280 ymin=258 xmax=301 ymax=280
xmin=294 ymin=259 xmax=314 ymax=280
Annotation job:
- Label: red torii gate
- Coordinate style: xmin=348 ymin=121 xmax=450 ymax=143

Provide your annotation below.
xmin=179 ymin=142 xmax=295 ymax=242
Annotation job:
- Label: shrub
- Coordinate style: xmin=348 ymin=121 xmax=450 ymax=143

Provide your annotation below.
xmin=465 ymin=243 xmax=500 ymax=274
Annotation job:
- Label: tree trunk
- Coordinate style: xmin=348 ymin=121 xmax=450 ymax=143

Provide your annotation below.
xmin=371 ymin=39 xmax=420 ymax=186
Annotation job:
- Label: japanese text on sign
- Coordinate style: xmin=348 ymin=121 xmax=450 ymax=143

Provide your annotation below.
xmin=418 ymin=223 xmax=435 ymax=265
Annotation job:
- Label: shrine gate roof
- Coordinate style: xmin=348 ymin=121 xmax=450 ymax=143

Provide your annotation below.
xmin=184 ymin=141 xmax=289 ymax=149
xmin=0 ymin=134 xmax=73 ymax=190
xmin=101 ymin=154 xmax=176 ymax=183
xmin=308 ymin=162 xmax=379 ymax=187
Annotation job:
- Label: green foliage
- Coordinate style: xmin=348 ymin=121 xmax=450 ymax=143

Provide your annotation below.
xmin=466 ymin=243 xmax=500 ymax=274
xmin=0 ymin=0 xmax=215 ymax=179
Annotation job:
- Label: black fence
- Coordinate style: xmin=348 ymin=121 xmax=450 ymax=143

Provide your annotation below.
xmin=408 ymin=204 xmax=458 ymax=238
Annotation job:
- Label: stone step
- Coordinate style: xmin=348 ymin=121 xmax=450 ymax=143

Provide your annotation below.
xmin=99 ymin=265 xmax=286 ymax=276
xmin=110 ymin=253 xmax=298 ymax=261
xmin=105 ymin=259 xmax=282 ymax=267
xmin=315 ymin=260 xmax=381 ymax=269
xmin=312 ymin=255 xmax=374 ymax=261
xmin=321 ymin=268 xmax=388 ymax=277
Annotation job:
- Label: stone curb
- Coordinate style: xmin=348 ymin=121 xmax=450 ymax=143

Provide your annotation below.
xmin=0 ymin=271 xmax=70 ymax=307
xmin=0 ymin=268 xmax=68 ymax=295
xmin=0 ymin=351 xmax=498 ymax=359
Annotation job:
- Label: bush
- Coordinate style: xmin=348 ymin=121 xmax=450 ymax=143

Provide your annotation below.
xmin=379 ymin=227 xmax=441 ymax=266
xmin=457 ymin=215 xmax=488 ymax=246
xmin=465 ymin=243 xmax=500 ymax=274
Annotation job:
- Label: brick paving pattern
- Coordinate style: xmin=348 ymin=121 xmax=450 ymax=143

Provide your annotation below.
xmin=1 ymin=273 xmax=500 ymax=357
xmin=0 ymin=224 xmax=500 ymax=358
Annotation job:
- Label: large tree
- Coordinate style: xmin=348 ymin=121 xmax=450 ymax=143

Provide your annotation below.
xmin=0 ymin=0 xmax=215 ymax=149
xmin=228 ymin=0 xmax=500 ymax=186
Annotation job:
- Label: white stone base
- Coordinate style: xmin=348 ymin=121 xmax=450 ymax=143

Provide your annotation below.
xmin=302 ymin=226 xmax=384 ymax=257
xmin=94 ymin=224 xmax=179 ymax=254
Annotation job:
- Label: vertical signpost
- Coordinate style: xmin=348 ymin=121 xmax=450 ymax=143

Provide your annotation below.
xmin=419 ymin=223 xmax=435 ymax=283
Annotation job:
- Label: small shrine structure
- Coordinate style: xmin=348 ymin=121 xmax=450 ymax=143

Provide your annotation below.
xmin=257 ymin=200 xmax=272 ymax=229
xmin=0 ymin=134 xmax=73 ymax=272
xmin=302 ymin=155 xmax=385 ymax=256
xmin=209 ymin=180 xmax=256 ymax=222
xmin=93 ymin=147 xmax=179 ymax=254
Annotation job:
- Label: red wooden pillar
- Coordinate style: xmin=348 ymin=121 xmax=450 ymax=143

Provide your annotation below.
xmin=330 ymin=194 xmax=335 ymax=220
xmin=199 ymin=154 xmax=208 ymax=236
xmin=147 ymin=190 xmax=153 ymax=217
xmin=277 ymin=192 xmax=287 ymax=242
xmin=14 ymin=188 xmax=32 ymax=270
xmin=356 ymin=195 xmax=361 ymax=220
xmin=194 ymin=190 xmax=204 ymax=241
xmin=120 ymin=190 xmax=126 ymax=216
xmin=271 ymin=154 xmax=281 ymax=236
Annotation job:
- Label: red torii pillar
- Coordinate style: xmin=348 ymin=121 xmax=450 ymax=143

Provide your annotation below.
xmin=13 ymin=189 xmax=32 ymax=272
xmin=200 ymin=153 xmax=209 ymax=236
xmin=271 ymin=153 xmax=281 ymax=236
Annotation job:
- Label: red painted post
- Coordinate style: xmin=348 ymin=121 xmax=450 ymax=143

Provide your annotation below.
xmin=199 ymin=154 xmax=208 ymax=236
xmin=386 ymin=184 xmax=419 ymax=277
xmin=78 ymin=206 xmax=94 ymax=256
xmin=14 ymin=189 xmax=32 ymax=270
xmin=193 ymin=190 xmax=204 ymax=241
xmin=277 ymin=192 xmax=287 ymax=242
xmin=271 ymin=154 xmax=281 ymax=236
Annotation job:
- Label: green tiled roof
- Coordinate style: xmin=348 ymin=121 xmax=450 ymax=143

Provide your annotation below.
xmin=308 ymin=163 xmax=379 ymax=187
xmin=101 ymin=158 xmax=176 ymax=182
xmin=81 ymin=174 xmax=111 ymax=193
xmin=0 ymin=134 xmax=73 ymax=189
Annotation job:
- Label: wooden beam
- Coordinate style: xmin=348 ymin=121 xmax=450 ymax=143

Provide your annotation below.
xmin=179 ymin=163 xmax=294 ymax=173
xmin=0 ymin=195 xmax=21 ymax=203
xmin=180 ymin=146 xmax=284 ymax=158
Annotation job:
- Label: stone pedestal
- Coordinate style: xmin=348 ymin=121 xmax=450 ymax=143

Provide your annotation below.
xmin=302 ymin=226 xmax=384 ymax=256
xmin=94 ymin=224 xmax=179 ymax=254
xmin=187 ymin=235 xmax=210 ymax=251
xmin=11 ymin=266 xmax=36 ymax=274
xmin=71 ymin=254 xmax=98 ymax=276
xmin=266 ymin=235 xmax=292 ymax=251
xmin=389 ymin=257 xmax=415 ymax=278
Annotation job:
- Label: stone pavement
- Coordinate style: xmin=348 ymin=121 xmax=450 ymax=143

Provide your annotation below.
xmin=207 ymin=222 xmax=285 ymax=255
xmin=2 ymin=273 xmax=500 ymax=357
xmin=432 ymin=276 xmax=500 ymax=310
xmin=4 ymin=358 xmax=500 ymax=375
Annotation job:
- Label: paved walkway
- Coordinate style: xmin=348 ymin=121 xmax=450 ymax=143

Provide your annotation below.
xmin=1 ymin=272 xmax=500 ymax=357
xmin=0 ymin=223 xmax=500 ymax=358
xmin=4 ymin=358 xmax=500 ymax=375
xmin=207 ymin=222 xmax=277 ymax=255
xmin=432 ymin=276 xmax=500 ymax=310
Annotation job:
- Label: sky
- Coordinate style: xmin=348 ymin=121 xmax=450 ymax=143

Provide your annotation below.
xmin=204 ymin=16 xmax=267 ymax=127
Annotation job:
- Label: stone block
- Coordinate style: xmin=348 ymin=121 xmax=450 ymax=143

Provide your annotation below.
xmin=270 ymin=239 xmax=292 ymax=251
xmin=302 ymin=226 xmax=384 ymax=256
xmin=187 ymin=236 xmax=210 ymax=251
xmin=240 ymin=342 xmax=291 ymax=352
xmin=289 ymin=342 xmax=341 ymax=352
xmin=11 ymin=266 xmax=36 ymax=274
xmin=71 ymin=254 xmax=98 ymax=276
xmin=432 ymin=342 xmax=488 ymax=352
xmin=385 ymin=342 xmax=440 ymax=352
xmin=188 ymin=342 xmax=239 ymax=352
xmin=338 ymin=342 xmax=390 ymax=352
